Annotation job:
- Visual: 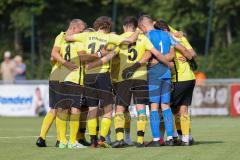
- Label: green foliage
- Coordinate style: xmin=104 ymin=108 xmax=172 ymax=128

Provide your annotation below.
xmin=0 ymin=0 xmax=240 ymax=79
xmin=206 ymin=42 xmax=240 ymax=78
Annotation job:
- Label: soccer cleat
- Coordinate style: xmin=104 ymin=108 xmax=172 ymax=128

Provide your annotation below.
xmin=36 ymin=137 xmax=46 ymax=147
xmin=189 ymin=138 xmax=195 ymax=145
xmin=136 ymin=142 xmax=145 ymax=148
xmin=147 ymin=141 xmax=161 ymax=147
xmin=90 ymin=142 xmax=98 ymax=148
xmin=165 ymin=139 xmax=174 ymax=146
xmin=90 ymin=140 xmax=98 ymax=148
xmin=58 ymin=142 xmax=68 ymax=149
xmin=55 ymin=140 xmax=60 ymax=147
xmin=68 ymin=142 xmax=87 ymax=149
xmin=159 ymin=138 xmax=165 ymax=146
xmin=181 ymin=141 xmax=190 ymax=146
xmin=112 ymin=140 xmax=125 ymax=148
xmin=105 ymin=133 xmax=112 ymax=145
xmin=98 ymin=140 xmax=112 ymax=148
xmin=173 ymin=137 xmax=181 ymax=146
xmin=124 ymin=137 xmax=133 ymax=146
xmin=78 ymin=139 xmax=91 ymax=146
xmin=89 ymin=136 xmax=98 ymax=148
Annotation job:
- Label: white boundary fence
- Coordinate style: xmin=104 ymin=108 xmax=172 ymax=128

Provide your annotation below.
xmin=0 ymin=79 xmax=240 ymax=117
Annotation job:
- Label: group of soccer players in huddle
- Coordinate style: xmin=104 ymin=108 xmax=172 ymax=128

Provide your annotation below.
xmin=36 ymin=14 xmax=197 ymax=149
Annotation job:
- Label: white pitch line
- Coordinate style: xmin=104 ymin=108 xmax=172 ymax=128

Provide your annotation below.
xmin=0 ymin=135 xmax=55 ymax=139
xmin=0 ymin=132 xmax=90 ymax=139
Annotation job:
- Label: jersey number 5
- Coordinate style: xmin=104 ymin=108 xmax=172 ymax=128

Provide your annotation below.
xmin=128 ymin=43 xmax=137 ymax=61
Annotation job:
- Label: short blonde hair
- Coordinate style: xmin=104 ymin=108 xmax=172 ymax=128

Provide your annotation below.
xmin=69 ymin=19 xmax=86 ymax=30
xmin=14 ymin=55 xmax=22 ymax=62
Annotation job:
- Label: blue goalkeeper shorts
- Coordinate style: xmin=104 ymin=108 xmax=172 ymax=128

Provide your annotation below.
xmin=148 ymin=64 xmax=171 ymax=104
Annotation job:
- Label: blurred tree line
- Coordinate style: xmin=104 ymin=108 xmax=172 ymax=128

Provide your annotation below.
xmin=0 ymin=0 xmax=240 ymax=79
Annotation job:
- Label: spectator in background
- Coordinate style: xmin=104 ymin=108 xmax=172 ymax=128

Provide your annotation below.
xmin=0 ymin=51 xmax=15 ymax=83
xmin=34 ymin=87 xmax=46 ymax=116
xmin=14 ymin=55 xmax=26 ymax=80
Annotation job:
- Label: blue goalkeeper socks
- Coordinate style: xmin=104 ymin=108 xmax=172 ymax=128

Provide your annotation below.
xmin=162 ymin=108 xmax=174 ymax=138
xmin=150 ymin=110 xmax=160 ymax=140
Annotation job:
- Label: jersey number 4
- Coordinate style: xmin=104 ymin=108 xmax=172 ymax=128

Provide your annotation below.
xmin=88 ymin=42 xmax=105 ymax=54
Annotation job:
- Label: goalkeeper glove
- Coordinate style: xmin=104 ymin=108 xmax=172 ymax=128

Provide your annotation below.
xmin=122 ymin=62 xmax=141 ymax=80
xmin=188 ymin=58 xmax=198 ymax=71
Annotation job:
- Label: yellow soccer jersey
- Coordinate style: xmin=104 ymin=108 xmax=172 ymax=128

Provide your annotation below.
xmin=171 ymin=36 xmax=195 ymax=82
xmin=49 ymin=32 xmax=65 ymax=81
xmin=73 ymin=32 xmax=124 ymax=74
xmin=115 ymin=32 xmax=154 ymax=82
xmin=58 ymin=32 xmax=84 ymax=85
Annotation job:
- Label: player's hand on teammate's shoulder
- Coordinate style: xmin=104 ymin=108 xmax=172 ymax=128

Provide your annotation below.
xmin=172 ymin=31 xmax=186 ymax=38
xmin=63 ymin=61 xmax=78 ymax=71
xmin=136 ymin=28 xmax=143 ymax=34
xmin=64 ymin=35 xmax=74 ymax=42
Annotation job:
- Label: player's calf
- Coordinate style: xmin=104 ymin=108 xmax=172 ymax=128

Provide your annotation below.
xmin=136 ymin=105 xmax=147 ymax=147
xmin=98 ymin=105 xmax=113 ymax=148
xmin=179 ymin=105 xmax=191 ymax=146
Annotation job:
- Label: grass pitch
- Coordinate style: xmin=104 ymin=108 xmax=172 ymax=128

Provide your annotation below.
xmin=0 ymin=116 xmax=239 ymax=160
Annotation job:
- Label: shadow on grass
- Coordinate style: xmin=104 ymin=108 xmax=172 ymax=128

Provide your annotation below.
xmin=42 ymin=140 xmax=224 ymax=148
xmin=193 ymin=141 xmax=224 ymax=145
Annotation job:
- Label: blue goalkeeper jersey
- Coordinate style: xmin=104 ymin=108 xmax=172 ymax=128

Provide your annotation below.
xmin=146 ymin=29 xmax=177 ymax=78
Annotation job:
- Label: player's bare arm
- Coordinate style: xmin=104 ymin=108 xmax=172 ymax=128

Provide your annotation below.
xmin=85 ymin=50 xmax=117 ymax=70
xmin=188 ymin=48 xmax=197 ymax=57
xmin=64 ymin=34 xmax=75 ymax=42
xmin=139 ymin=50 xmax=152 ymax=64
xmin=175 ymin=44 xmax=193 ymax=60
xmin=121 ymin=30 xmax=141 ymax=45
xmin=165 ymin=47 xmax=176 ymax=61
xmin=150 ymin=48 xmax=171 ymax=67
xmin=172 ymin=31 xmax=186 ymax=38
xmin=51 ymin=46 xmax=78 ymax=70
xmin=77 ymin=47 xmax=109 ymax=64
xmin=50 ymin=56 xmax=57 ymax=65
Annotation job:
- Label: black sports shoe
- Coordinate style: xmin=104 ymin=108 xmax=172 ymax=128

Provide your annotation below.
xmin=90 ymin=141 xmax=98 ymax=148
xmin=189 ymin=138 xmax=195 ymax=145
xmin=173 ymin=137 xmax=181 ymax=146
xmin=147 ymin=141 xmax=161 ymax=147
xmin=36 ymin=137 xmax=46 ymax=147
xmin=55 ymin=140 xmax=60 ymax=147
xmin=112 ymin=140 xmax=125 ymax=148
xmin=136 ymin=142 xmax=145 ymax=148
xmin=165 ymin=139 xmax=174 ymax=146
xmin=78 ymin=139 xmax=91 ymax=146
xmin=90 ymin=136 xmax=98 ymax=148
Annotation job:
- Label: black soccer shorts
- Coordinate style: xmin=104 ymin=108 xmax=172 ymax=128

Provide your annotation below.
xmin=61 ymin=81 xmax=87 ymax=109
xmin=171 ymin=80 xmax=196 ymax=109
xmin=49 ymin=80 xmax=61 ymax=109
xmin=84 ymin=72 xmax=114 ymax=107
xmin=113 ymin=79 xmax=149 ymax=107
